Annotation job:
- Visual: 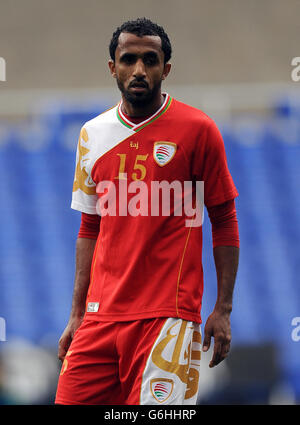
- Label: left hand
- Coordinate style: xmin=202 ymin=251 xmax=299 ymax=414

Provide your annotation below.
xmin=202 ymin=309 xmax=232 ymax=367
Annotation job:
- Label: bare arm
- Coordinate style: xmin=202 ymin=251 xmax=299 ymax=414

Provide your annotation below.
xmin=58 ymin=237 xmax=97 ymax=362
xmin=202 ymin=245 xmax=239 ymax=367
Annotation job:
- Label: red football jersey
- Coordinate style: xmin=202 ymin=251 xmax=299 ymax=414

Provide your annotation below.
xmin=71 ymin=94 xmax=238 ymax=323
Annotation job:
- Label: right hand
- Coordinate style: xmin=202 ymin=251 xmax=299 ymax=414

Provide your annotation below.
xmin=58 ymin=315 xmax=83 ymax=362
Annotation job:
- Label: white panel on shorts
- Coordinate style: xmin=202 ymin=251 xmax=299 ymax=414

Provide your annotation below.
xmin=140 ymin=318 xmax=202 ymax=405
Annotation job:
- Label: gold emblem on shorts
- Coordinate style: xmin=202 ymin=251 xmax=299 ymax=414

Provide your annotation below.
xmin=151 ymin=320 xmax=201 ymax=399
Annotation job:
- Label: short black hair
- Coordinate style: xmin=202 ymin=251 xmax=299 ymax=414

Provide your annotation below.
xmin=109 ymin=17 xmax=172 ymax=64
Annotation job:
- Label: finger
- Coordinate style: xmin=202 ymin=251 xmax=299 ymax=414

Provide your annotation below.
xmin=219 ymin=333 xmax=231 ymax=361
xmin=58 ymin=346 xmax=67 ymax=362
xmin=209 ymin=341 xmax=222 ymax=368
xmin=221 ymin=342 xmax=231 ymax=359
xmin=202 ymin=322 xmax=213 ymax=352
xmin=202 ymin=331 xmax=211 ymax=352
xmin=210 ymin=340 xmax=231 ymax=367
xmin=58 ymin=341 xmax=68 ymax=362
xmin=58 ymin=335 xmax=71 ymax=362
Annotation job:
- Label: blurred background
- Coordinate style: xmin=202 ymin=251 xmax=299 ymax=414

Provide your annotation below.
xmin=0 ymin=0 xmax=300 ymax=405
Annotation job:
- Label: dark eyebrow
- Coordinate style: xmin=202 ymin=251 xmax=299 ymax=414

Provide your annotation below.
xmin=119 ymin=50 xmax=160 ymax=62
xmin=143 ymin=51 xmax=159 ymax=57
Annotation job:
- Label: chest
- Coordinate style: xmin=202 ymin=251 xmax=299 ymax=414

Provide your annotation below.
xmin=92 ymin=130 xmax=196 ymax=185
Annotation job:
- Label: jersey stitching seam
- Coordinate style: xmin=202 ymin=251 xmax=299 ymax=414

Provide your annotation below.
xmin=175 ymin=220 xmax=194 ymax=316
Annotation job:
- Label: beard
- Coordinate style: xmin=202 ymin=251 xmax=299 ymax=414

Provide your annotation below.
xmin=116 ymin=77 xmax=162 ymax=107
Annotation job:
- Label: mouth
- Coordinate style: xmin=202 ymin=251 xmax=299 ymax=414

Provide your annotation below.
xmin=129 ymin=81 xmax=149 ymax=92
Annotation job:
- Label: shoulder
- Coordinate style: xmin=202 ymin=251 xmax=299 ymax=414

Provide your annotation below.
xmin=171 ymin=97 xmax=216 ymax=129
xmin=83 ymin=104 xmax=119 ymax=132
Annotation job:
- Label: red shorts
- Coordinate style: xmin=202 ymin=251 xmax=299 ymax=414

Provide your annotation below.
xmin=55 ymin=317 xmax=201 ymax=405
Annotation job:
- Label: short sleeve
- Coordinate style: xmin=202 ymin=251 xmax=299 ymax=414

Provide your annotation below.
xmin=195 ymin=120 xmax=238 ymax=208
xmin=71 ymin=126 xmax=98 ymax=214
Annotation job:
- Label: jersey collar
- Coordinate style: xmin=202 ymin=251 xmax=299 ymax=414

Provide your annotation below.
xmin=116 ymin=93 xmax=172 ymax=132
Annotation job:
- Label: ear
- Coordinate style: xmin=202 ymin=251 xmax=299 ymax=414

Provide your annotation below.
xmin=162 ymin=63 xmax=171 ymax=80
xmin=108 ymin=60 xmax=116 ymax=78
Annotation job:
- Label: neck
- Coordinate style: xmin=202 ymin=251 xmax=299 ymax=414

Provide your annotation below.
xmin=121 ymin=92 xmax=164 ymax=118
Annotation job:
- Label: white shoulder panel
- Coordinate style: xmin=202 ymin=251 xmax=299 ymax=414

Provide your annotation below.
xmin=71 ymin=105 xmax=134 ymax=215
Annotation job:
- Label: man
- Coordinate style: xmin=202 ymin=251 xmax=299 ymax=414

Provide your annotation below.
xmin=55 ymin=17 xmax=239 ymax=405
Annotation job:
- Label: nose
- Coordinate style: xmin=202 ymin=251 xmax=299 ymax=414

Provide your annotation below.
xmin=133 ymin=58 xmax=146 ymax=78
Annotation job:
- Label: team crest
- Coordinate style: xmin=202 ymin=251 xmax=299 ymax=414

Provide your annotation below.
xmin=150 ymin=378 xmax=174 ymax=403
xmin=153 ymin=142 xmax=177 ymax=166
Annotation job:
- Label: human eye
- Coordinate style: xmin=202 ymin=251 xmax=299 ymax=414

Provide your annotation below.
xmin=120 ymin=54 xmax=136 ymax=65
xmin=143 ymin=53 xmax=159 ymax=66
